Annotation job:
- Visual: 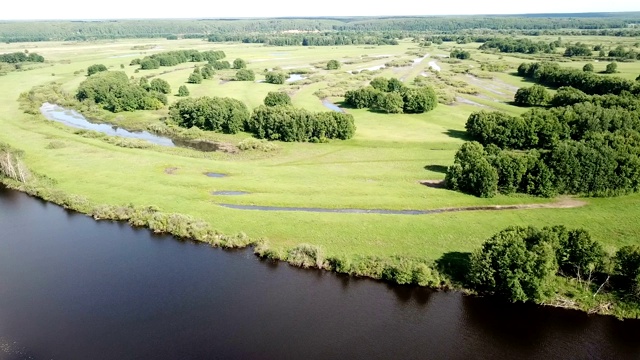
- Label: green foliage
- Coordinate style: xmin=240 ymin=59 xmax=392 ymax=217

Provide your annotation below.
xmin=133 ymin=49 xmax=225 ymax=70
xmin=76 ymin=71 xmax=165 ymax=112
xmin=177 ymin=85 xmax=190 ymax=97
xmin=187 ymin=72 xmax=203 ymax=84
xmin=468 ymin=226 xmax=558 ymax=302
xmin=210 ymin=60 xmax=231 ymax=70
xmin=201 ymin=65 xmax=215 ymax=79
xmin=326 ymin=59 xmax=341 ymax=70
xmin=148 ymin=78 xmax=171 ymax=94
xmin=140 ymin=58 xmax=160 ymax=70
xmin=563 ymin=43 xmax=592 ymax=57
xmin=345 ymin=77 xmax=436 ymax=114
xmin=287 ymin=244 xmax=324 ymax=268
xmin=169 ymin=96 xmax=250 ymax=134
xmin=235 ymin=68 xmax=255 ymax=81
xmin=583 ymin=63 xmax=594 ymax=72
xmin=237 ymin=138 xmax=279 ymax=152
xmin=232 ymin=58 xmax=246 ymax=69
xmin=265 ymin=71 xmax=286 ymax=84
xmin=263 ymin=91 xmax=292 ymax=107
xmin=550 ymin=86 xmax=590 ymax=107
xmin=555 ymin=227 xmax=606 ymax=278
xmin=450 ymin=48 xmax=471 ymax=59
xmin=614 ymin=246 xmax=640 ymax=296
xmin=445 ymin=142 xmax=498 ymax=198
xmin=517 ymin=61 xmax=637 ymax=96
xmin=479 ymin=37 xmax=555 ymax=54
xmin=0 ymin=51 xmax=44 ymax=63
xmin=246 ymin=105 xmax=356 ymax=142
xmin=87 ymin=64 xmax=107 ymax=76
xmin=514 ymin=84 xmax=550 ymax=107
xmin=605 ymin=62 xmax=618 ymax=74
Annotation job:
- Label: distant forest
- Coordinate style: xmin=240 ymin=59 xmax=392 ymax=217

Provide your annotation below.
xmin=1 ymin=13 xmax=640 ymax=43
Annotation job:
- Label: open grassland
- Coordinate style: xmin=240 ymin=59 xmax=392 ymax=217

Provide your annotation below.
xmin=1 ymin=37 xmax=640 ymax=263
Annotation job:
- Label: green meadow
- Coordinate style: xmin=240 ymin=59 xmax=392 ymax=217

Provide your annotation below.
xmin=1 ymin=36 xmax=639 ymax=264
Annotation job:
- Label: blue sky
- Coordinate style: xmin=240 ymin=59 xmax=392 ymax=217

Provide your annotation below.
xmin=1 ymin=0 xmax=637 ymax=20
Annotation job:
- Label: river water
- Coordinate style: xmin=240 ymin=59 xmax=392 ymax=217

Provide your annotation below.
xmin=1 ymin=186 xmax=639 ymax=359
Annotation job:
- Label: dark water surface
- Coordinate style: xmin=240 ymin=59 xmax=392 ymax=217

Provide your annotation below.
xmin=1 ymin=186 xmax=639 ymax=360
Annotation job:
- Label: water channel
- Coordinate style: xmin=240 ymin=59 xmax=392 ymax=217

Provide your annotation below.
xmin=1 ymin=186 xmax=639 ymax=359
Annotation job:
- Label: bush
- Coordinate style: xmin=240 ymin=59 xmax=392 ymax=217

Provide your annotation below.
xmin=287 ymin=244 xmax=324 ymax=268
xmin=605 ymin=62 xmax=618 ymax=74
xmin=187 ymin=72 xmax=202 ymax=84
xmin=263 ymin=91 xmax=291 ymax=107
xmin=148 ymin=78 xmax=171 ymax=94
xmin=177 ymin=85 xmax=190 ymax=97
xmin=265 ymin=71 xmax=286 ymax=84
xmin=614 ymin=246 xmax=640 ymax=295
xmin=445 ymin=142 xmax=499 ymax=197
xmin=233 ymin=58 xmax=246 ymax=69
xmin=87 ymin=64 xmax=107 ymax=76
xmin=583 ymin=63 xmax=594 ymax=72
xmin=326 ymin=59 xmax=341 ymax=70
xmin=235 ymin=69 xmax=255 ymax=81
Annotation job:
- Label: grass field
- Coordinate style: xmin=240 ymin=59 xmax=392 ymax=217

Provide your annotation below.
xmin=1 ymin=36 xmax=640 ymax=264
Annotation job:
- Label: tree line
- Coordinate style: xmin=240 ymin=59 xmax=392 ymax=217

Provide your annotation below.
xmin=168 ymin=95 xmax=355 ymax=142
xmin=517 ymin=61 xmax=640 ymax=96
xmin=0 ymin=51 xmax=45 ymax=63
xmin=446 ymin=89 xmax=640 ymax=198
xmin=130 ymin=49 xmax=226 ymax=70
xmin=468 ymin=225 xmax=640 ymax=306
xmin=344 ymin=77 xmax=438 ymax=114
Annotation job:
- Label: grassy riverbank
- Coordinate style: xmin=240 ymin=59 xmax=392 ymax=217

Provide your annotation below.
xmin=1 ymin=37 xmax=640 ymax=317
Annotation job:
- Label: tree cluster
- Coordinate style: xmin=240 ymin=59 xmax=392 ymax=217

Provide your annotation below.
xmin=265 ymin=71 xmax=287 ymax=84
xmin=517 ymin=61 xmax=640 ymax=96
xmin=563 ymin=43 xmax=592 ymax=57
xmin=344 ymin=77 xmax=437 ymax=114
xmin=0 ymin=51 xmax=45 ymax=63
xmin=514 ymin=84 xmax=551 ymax=106
xmin=608 ymin=45 xmax=640 ymax=60
xmin=235 ymin=69 xmax=255 ymax=81
xmin=245 ymin=105 xmax=356 ymax=142
xmin=131 ymin=49 xmax=226 ymax=70
xmin=478 ymin=38 xmax=555 ymax=54
xmin=169 ymin=96 xmax=250 ymax=134
xmin=76 ymin=71 xmax=167 ymax=112
xmin=449 ymin=96 xmax=640 ymax=197
xmin=470 ymin=225 xmax=640 ymax=303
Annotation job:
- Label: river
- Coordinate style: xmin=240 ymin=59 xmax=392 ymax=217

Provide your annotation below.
xmin=0 ymin=185 xmax=639 ymax=359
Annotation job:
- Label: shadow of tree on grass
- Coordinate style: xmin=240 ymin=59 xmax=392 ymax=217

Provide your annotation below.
xmin=445 ymin=129 xmax=471 ymax=141
xmin=424 ymin=165 xmax=448 ymax=174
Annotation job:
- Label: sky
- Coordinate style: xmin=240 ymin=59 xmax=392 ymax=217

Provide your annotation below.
xmin=0 ymin=0 xmax=638 ymax=20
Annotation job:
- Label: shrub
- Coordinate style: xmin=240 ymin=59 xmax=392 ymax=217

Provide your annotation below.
xmin=148 ymin=78 xmax=171 ymax=94
xmin=235 ymin=69 xmax=255 ymax=81
xmin=287 ymin=244 xmax=324 ymax=268
xmin=87 ymin=64 xmax=107 ymax=76
xmin=583 ymin=63 xmax=594 ymax=72
xmin=233 ymin=58 xmax=246 ymax=69
xmin=326 ymin=59 xmax=341 ymax=70
xmin=177 ymin=85 xmax=190 ymax=97
xmin=187 ymin=72 xmax=203 ymax=84
xmin=263 ymin=91 xmax=292 ymax=107
xmin=265 ymin=71 xmax=286 ymax=84
xmin=605 ymin=62 xmax=618 ymax=74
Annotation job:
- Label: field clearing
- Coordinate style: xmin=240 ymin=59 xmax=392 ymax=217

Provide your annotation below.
xmin=2 ymin=37 xmax=640 ymax=262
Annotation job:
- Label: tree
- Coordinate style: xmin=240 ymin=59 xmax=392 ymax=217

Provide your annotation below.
xmin=605 ymin=62 xmax=618 ymax=74
xmin=555 ymin=227 xmax=605 ymax=278
xmin=139 ymin=77 xmax=149 ymax=90
xmin=87 ymin=64 xmax=107 ymax=76
xmin=201 ymin=65 xmax=214 ymax=79
xmin=614 ymin=246 xmax=640 ymax=296
xmin=139 ymin=59 xmax=160 ymax=70
xmin=468 ymin=226 xmax=557 ymax=302
xmin=149 ymin=78 xmax=171 ymax=94
xmin=233 ymin=58 xmax=246 ymax=69
xmin=235 ymin=69 xmax=255 ymax=81
xmin=326 ymin=59 xmax=341 ymax=70
xmin=386 ymin=78 xmax=405 ymax=93
xmin=514 ymin=84 xmax=550 ymax=106
xmin=187 ymin=72 xmax=203 ymax=84
xmin=369 ymin=77 xmax=389 ymax=91
xmin=177 ymin=85 xmax=190 ymax=97
xmin=210 ymin=60 xmax=231 ymax=70
xmin=376 ymin=92 xmax=404 ymax=114
xmin=265 ymin=71 xmax=286 ymax=84
xmin=264 ymin=91 xmax=292 ymax=107
xmin=402 ymin=87 xmax=438 ymax=113
xmin=583 ymin=63 xmax=594 ymax=72
xmin=636 ymin=74 xmax=640 ymax=81
xmin=450 ymin=49 xmax=471 ymax=59
xmin=445 ymin=141 xmax=499 ymax=198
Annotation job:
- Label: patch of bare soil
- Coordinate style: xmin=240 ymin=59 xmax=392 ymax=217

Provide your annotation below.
xmin=164 ymin=167 xmax=178 ymax=175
